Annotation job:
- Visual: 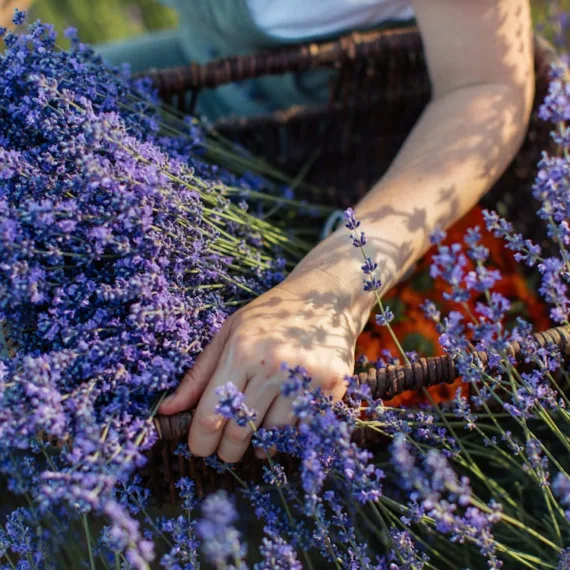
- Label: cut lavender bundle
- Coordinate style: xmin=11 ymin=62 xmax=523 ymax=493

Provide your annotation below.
xmin=0 ymin=14 xmax=312 ymax=569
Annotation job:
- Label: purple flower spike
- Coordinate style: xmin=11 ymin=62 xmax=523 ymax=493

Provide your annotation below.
xmin=0 ymin=16 xmax=296 ymax=568
xmin=343 ymin=207 xmax=360 ymax=230
xmin=215 ymin=382 xmax=257 ymax=426
xmin=196 ymin=491 xmax=247 ymax=568
xmin=363 ymin=276 xmax=381 ymax=292
xmin=281 ymin=364 xmax=310 ymax=397
xmin=12 ymin=9 xmax=26 ymax=26
xmin=352 ymin=231 xmax=367 ymax=248
xmin=429 ymin=227 xmax=447 ymax=245
xmin=375 ymin=308 xmax=394 ymax=326
xmin=361 ymin=257 xmax=378 ymax=275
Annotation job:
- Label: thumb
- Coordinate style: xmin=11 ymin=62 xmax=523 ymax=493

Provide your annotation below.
xmin=159 ymin=320 xmax=231 ymax=415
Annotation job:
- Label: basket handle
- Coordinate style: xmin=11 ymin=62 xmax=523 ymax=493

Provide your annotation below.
xmin=154 ymin=325 xmax=570 ymax=440
xmin=138 ymin=27 xmax=422 ymax=95
xmin=356 ymin=325 xmax=570 ymax=399
xmin=139 ymin=32 xmax=558 ymax=99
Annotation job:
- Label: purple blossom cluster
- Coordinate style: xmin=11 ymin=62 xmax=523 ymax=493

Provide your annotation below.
xmin=215 ymin=382 xmax=257 ymax=427
xmin=416 ymin=63 xmax=570 ymax=568
xmin=196 ymin=491 xmax=246 ymax=569
xmin=203 ymin=141 xmax=570 ymax=568
xmin=321 ymin=70 xmax=570 ymax=566
xmin=391 ymin=436 xmax=502 ymax=568
xmin=199 ymin=371 xmax=386 ymax=568
xmin=208 ymin=366 xmax=507 ymax=568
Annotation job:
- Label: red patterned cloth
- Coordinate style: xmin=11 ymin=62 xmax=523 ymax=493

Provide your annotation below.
xmin=355 ymin=206 xmax=551 ymax=407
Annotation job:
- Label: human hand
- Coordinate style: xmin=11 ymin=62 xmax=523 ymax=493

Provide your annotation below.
xmin=158 ymin=275 xmax=362 ymax=463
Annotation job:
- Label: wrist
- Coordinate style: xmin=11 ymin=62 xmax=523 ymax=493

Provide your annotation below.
xmin=283 ymin=233 xmax=381 ymax=332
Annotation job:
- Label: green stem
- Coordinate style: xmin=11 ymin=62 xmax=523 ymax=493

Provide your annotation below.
xmin=82 ymin=515 xmax=96 ymax=570
xmin=381 ymin=503 xmax=458 ymax=569
xmin=2 ymin=552 xmax=17 ymax=570
xmin=247 ymin=421 xmax=314 ymax=570
xmin=355 ymin=240 xmax=410 ymax=364
xmin=471 ymin=498 xmax=562 ymax=553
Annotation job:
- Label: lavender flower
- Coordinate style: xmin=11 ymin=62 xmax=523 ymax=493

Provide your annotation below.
xmin=1 ymin=11 xmax=569 ymax=570
xmin=386 ymin=529 xmax=429 ymax=569
xmin=429 ymin=227 xmax=447 ymax=245
xmin=280 ymin=364 xmax=311 ymax=398
xmin=430 ymin=242 xmax=469 ymax=302
xmin=539 ymin=65 xmax=570 ymax=124
xmin=12 ymin=9 xmax=26 ymax=26
xmin=159 ymin=479 xmax=200 ymax=570
xmin=390 ymin=436 xmax=503 ymax=566
xmin=215 ymin=382 xmax=257 ymax=427
xmin=196 ymin=491 xmax=247 ymax=569
xmin=255 ymin=533 xmax=302 ymax=570
xmin=558 ymin=548 xmax=570 ymax=570
xmin=343 ymin=208 xmax=360 ymax=231
xmin=375 ymin=308 xmax=394 ymax=326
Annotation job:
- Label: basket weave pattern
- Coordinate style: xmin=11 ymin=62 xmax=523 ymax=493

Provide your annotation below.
xmin=142 ymin=26 xmax=563 ymax=407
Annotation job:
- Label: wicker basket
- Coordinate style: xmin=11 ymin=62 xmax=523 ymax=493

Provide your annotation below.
xmin=132 ymin=27 xmax=570 ymax=499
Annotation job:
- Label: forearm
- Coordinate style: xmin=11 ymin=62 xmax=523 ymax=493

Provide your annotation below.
xmin=286 ymin=81 xmax=533 ymax=329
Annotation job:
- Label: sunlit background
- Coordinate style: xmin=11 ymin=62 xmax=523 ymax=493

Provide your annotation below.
xmin=21 ymin=0 xmax=570 ymax=55
xmin=30 ymin=0 xmax=177 ymax=46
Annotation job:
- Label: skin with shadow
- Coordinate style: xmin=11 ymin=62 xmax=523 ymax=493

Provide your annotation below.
xmin=160 ymin=0 xmax=535 ymax=463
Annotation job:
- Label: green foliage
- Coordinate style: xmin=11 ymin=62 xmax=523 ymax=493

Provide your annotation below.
xmin=30 ymin=0 xmax=177 ymax=45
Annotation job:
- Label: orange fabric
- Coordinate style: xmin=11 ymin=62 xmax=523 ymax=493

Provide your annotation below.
xmin=355 ymin=206 xmax=550 ymax=408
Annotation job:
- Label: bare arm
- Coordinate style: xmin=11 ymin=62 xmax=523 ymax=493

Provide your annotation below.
xmin=160 ymin=0 xmax=535 ymax=463
xmin=291 ymin=0 xmax=535 ymax=323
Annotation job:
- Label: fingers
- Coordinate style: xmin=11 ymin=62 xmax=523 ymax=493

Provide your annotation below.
xmin=216 ymin=375 xmax=281 ymax=463
xmin=180 ymin=325 xmax=351 ymax=462
xmin=158 ymin=320 xmax=231 ymax=415
xmin=263 ymin=395 xmax=297 ymax=428
xmin=213 ymin=368 xmax=347 ymax=462
xmin=187 ymin=347 xmax=249 ymax=458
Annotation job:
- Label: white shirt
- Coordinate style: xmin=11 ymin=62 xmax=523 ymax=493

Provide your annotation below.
xmin=247 ymin=0 xmax=414 ymax=40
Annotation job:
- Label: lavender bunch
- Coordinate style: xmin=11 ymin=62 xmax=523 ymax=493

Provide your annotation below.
xmin=0 ymin=12 xmax=312 ymax=569
xmin=213 ymin=372 xmax=389 ymax=570
xmin=371 ymin=63 xmax=570 ymax=568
